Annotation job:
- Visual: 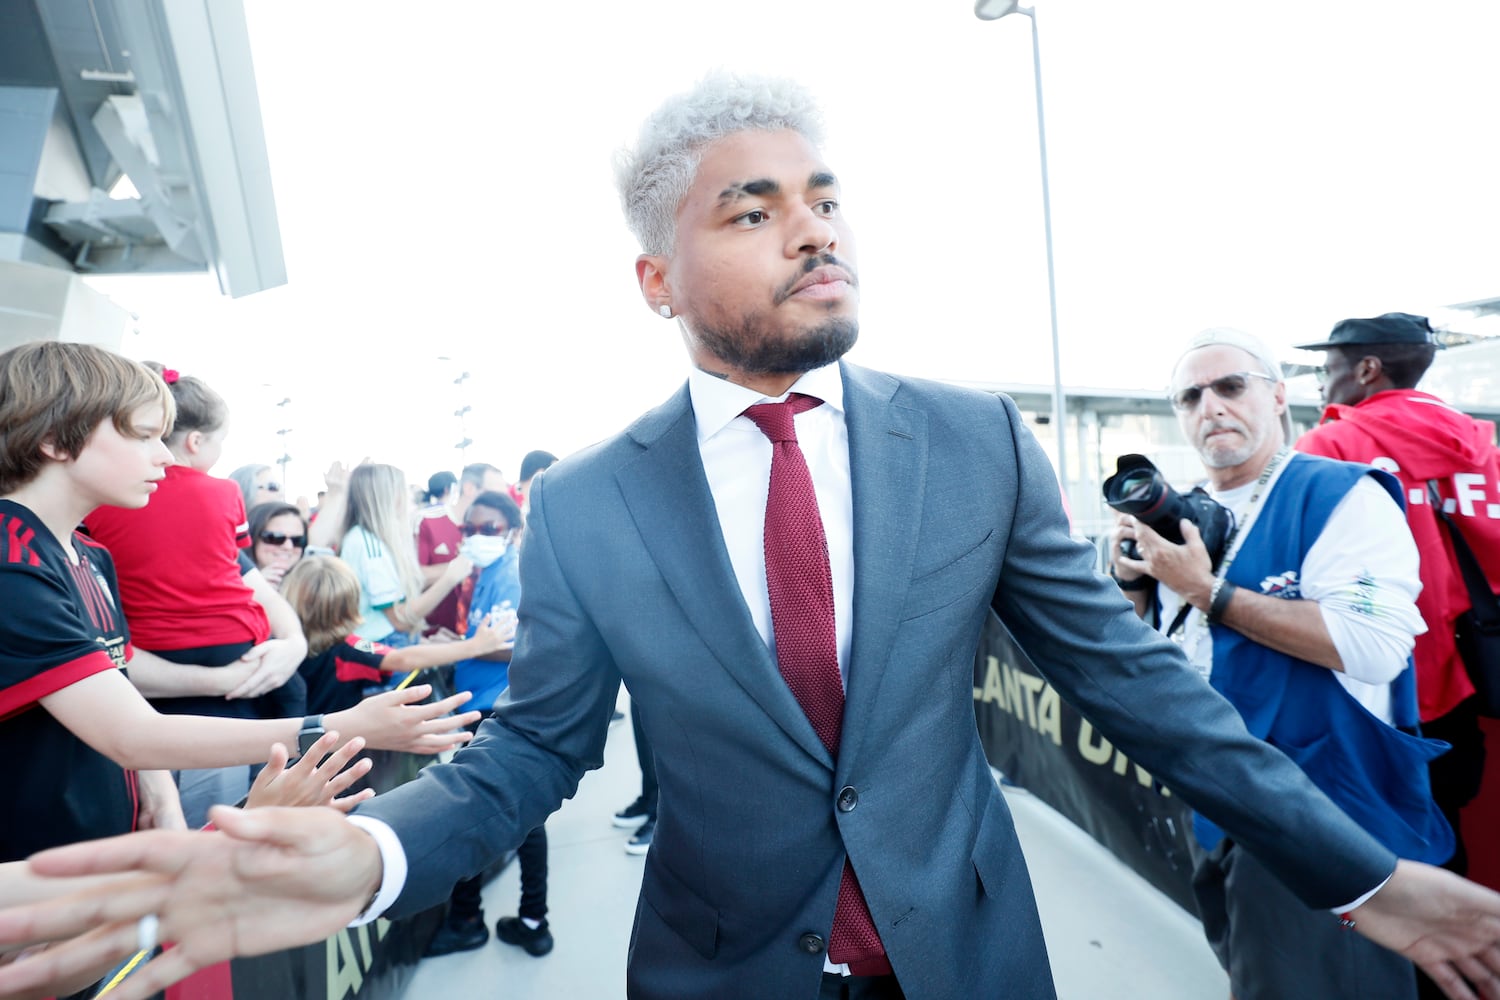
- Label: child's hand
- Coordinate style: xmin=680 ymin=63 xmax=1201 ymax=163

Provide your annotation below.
xmin=472 ymin=608 xmax=518 ymax=655
xmin=245 ymin=734 xmax=374 ymax=813
xmin=327 ymin=685 xmax=481 ymax=755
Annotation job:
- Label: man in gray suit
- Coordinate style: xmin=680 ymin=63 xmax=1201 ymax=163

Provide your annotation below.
xmin=5 ymin=73 xmax=1500 ymax=1000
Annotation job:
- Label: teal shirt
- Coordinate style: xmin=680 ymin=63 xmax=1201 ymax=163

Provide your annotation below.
xmin=341 ymin=525 xmax=405 ymax=641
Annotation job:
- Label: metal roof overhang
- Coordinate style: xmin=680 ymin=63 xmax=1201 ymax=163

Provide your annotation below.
xmin=0 ymin=0 xmax=284 ymax=297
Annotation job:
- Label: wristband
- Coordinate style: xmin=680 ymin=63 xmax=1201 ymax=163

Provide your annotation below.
xmin=1207 ymin=579 xmax=1238 ymax=623
xmin=1109 ymin=569 xmax=1153 ymax=592
xmin=296 ymin=714 xmax=326 ymax=758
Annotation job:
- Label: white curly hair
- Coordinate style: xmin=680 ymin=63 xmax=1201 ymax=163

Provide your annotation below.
xmin=614 ymin=72 xmax=827 ymax=256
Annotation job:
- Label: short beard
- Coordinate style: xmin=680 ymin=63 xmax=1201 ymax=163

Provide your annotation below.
xmin=696 ymin=317 xmax=859 ymax=376
xmin=1195 ymin=419 xmax=1262 ymax=469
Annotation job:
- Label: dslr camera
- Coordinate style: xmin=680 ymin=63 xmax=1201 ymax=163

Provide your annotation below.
xmin=1102 ymin=454 xmax=1234 ymax=570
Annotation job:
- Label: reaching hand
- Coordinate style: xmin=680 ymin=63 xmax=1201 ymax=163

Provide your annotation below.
xmin=322 ymin=460 xmax=351 ymax=494
xmin=243 ymin=735 xmax=374 ymax=813
xmin=0 ymin=807 xmax=384 ymax=1000
xmin=326 ymin=684 xmax=480 ymax=755
xmin=471 ymin=608 xmax=518 ymax=656
xmin=225 ymin=638 xmax=307 ymax=701
xmin=1351 ymin=860 xmax=1500 ymax=999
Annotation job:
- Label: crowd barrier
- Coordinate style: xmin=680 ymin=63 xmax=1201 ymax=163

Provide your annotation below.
xmin=972 ymin=609 xmax=1500 ymax=908
xmin=971 ymin=611 xmax=1199 ymax=912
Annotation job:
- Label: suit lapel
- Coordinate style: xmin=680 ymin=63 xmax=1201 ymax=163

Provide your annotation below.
xmin=615 ymin=385 xmax=833 ymax=766
xmin=839 ymin=364 xmax=927 ymax=771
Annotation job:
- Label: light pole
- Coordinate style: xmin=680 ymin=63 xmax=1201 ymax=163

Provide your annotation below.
xmin=974 ymin=0 xmax=1068 ymax=498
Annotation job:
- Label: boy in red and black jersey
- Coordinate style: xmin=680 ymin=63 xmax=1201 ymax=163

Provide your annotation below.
xmin=0 ymin=341 xmax=483 ymax=868
xmin=0 ymin=501 xmax=138 ymax=861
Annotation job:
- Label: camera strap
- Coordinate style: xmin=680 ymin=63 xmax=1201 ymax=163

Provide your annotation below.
xmin=1168 ymin=448 xmax=1293 ymax=646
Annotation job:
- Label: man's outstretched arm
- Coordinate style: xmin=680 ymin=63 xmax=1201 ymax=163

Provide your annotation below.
xmin=0 ymin=806 xmax=380 ymax=1000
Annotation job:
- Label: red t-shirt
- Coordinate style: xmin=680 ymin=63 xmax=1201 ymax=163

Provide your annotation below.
xmin=416 ymin=510 xmax=463 ymax=632
xmin=83 ymin=465 xmax=270 ymax=651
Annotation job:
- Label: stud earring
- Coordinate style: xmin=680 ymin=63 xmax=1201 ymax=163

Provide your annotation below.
xmin=659 ymin=304 xmax=672 ymax=319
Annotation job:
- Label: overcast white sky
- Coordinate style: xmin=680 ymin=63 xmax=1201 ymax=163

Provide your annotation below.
xmin=85 ymin=0 xmax=1500 ymax=499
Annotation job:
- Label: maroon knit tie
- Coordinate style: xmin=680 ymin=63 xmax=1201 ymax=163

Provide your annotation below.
xmin=742 ymin=393 xmax=888 ymax=974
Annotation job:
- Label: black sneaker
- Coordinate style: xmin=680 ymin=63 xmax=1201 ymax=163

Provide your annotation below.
xmin=610 ymin=709 xmax=626 ymax=726
xmin=424 ymin=913 xmax=489 ymax=956
xmin=495 ymin=915 xmax=554 ymax=957
xmin=612 ymin=796 xmax=652 ymax=828
xmin=625 ymin=816 xmax=655 ymax=856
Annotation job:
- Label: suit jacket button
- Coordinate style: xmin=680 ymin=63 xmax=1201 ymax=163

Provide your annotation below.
xmin=837 ymin=786 xmax=859 ymax=812
xmin=799 ymin=933 xmax=826 ymax=955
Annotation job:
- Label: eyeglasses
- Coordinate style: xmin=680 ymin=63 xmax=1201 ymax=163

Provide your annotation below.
xmin=1168 ymin=371 xmax=1276 ymax=411
xmin=259 ymin=531 xmax=307 ymax=548
xmin=260 ymin=482 xmax=282 ymax=493
xmin=462 ymin=522 xmax=509 ymax=537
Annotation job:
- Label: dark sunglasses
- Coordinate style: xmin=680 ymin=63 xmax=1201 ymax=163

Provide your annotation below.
xmin=462 ymin=522 xmax=509 ymax=537
xmin=261 ymin=482 xmax=282 ymax=493
xmin=259 ymin=531 xmax=307 ymax=548
xmin=1168 ymin=371 xmax=1276 ymax=411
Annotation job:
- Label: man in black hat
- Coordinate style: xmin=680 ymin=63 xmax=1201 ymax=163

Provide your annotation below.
xmin=1295 ymin=312 xmax=1499 ymax=892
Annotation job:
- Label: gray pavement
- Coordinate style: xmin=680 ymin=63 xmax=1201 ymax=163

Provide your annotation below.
xmin=405 ymin=693 xmax=1227 ymax=999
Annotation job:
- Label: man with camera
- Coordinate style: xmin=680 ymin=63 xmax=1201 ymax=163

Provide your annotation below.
xmin=1111 ymin=327 xmax=1450 ymax=1000
xmin=1294 ymin=312 xmax=1498 ymax=891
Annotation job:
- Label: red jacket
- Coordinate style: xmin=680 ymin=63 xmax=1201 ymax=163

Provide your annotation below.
xmin=1297 ymin=389 xmax=1500 ymax=719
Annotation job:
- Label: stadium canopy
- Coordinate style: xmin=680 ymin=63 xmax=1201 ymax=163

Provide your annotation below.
xmin=0 ymin=0 xmax=284 ymax=301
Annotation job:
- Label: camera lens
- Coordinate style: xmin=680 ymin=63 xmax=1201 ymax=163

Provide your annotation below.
xmin=1114 ymin=471 xmax=1156 ymax=503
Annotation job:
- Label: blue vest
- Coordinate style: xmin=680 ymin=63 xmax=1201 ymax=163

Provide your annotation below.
xmin=1193 ymin=453 xmax=1453 ymax=864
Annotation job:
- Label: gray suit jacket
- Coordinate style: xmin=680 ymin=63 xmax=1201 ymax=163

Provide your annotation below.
xmin=360 ymin=363 xmax=1394 ymax=1000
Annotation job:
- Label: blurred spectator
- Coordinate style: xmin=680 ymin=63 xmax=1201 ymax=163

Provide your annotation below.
xmin=418 ymin=462 xmax=508 ymax=634
xmin=248 ymin=501 xmax=308 ymax=590
xmin=280 ymin=555 xmax=510 ymax=715
xmin=339 ymin=463 xmax=471 ymax=648
xmin=1295 ymin=312 xmax=1498 ymax=886
xmin=425 ymin=490 xmax=554 ymax=959
xmin=230 ymin=463 xmax=284 ymax=513
xmin=423 ymin=471 xmax=457 ymax=514
xmin=514 ymin=450 xmax=558 ymax=515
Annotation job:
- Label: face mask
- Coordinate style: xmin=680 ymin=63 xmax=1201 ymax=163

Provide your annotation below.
xmin=461 ymin=533 xmax=509 ymax=568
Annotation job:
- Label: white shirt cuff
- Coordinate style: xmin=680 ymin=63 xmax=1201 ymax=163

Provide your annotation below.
xmin=345 ymin=815 xmax=408 ymax=926
xmin=1331 ymin=873 xmax=1392 ymax=916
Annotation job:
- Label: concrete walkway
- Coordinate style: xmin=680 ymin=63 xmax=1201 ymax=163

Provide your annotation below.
xmin=404 ymin=693 xmax=1227 ymax=999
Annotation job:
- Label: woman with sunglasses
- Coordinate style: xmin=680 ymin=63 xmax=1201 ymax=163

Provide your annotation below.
xmin=248 ymin=501 xmax=309 ymax=589
xmin=83 ymin=365 xmax=311 ymax=826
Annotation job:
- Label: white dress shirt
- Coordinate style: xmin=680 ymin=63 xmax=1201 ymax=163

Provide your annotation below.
xmin=688 ymin=362 xmax=854 ymax=682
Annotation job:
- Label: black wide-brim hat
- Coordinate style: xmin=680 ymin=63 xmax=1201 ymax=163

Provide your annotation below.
xmin=1294 ymin=312 xmax=1437 ymax=351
